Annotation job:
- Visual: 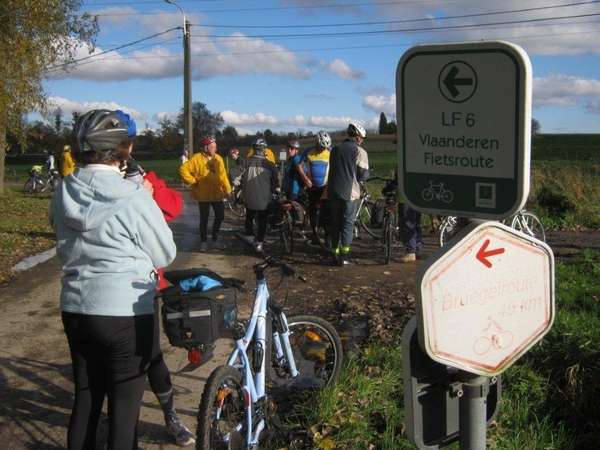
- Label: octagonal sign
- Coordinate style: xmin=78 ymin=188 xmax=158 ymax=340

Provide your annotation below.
xmin=416 ymin=220 xmax=555 ymax=376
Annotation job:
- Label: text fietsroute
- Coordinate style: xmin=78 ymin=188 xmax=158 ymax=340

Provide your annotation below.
xmin=419 ymin=133 xmax=500 ymax=168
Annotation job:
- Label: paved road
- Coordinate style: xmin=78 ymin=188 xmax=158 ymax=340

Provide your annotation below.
xmin=0 ymin=195 xmax=248 ymax=449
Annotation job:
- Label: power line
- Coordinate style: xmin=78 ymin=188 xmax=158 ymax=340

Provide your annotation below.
xmin=56 ymin=4 xmax=600 ymax=69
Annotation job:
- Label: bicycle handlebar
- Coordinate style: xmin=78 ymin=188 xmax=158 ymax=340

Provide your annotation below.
xmin=234 ymin=232 xmax=307 ymax=283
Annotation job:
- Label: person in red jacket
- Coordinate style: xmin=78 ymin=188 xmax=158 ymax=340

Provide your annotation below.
xmin=115 ymin=110 xmax=193 ymax=447
xmin=179 ymin=135 xmax=231 ymax=252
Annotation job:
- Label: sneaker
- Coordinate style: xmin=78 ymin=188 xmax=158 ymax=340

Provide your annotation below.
xmin=166 ymin=414 xmax=196 ymax=447
xmin=340 ymin=253 xmax=354 ymax=266
xmin=254 ymin=241 xmax=263 ymax=253
xmin=210 ymin=239 xmax=226 ymax=250
xmin=331 ymin=253 xmax=340 ymax=266
xmin=394 ymin=253 xmax=416 ymax=263
xmin=199 ymin=242 xmax=207 ymax=253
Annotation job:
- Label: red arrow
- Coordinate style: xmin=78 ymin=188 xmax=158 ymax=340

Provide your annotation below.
xmin=476 ymin=239 xmax=505 ymax=268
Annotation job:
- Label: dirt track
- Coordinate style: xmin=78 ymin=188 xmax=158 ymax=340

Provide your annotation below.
xmin=0 ymin=192 xmax=598 ymax=449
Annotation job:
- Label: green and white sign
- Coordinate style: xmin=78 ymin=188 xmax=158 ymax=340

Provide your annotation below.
xmin=396 ymin=41 xmax=532 ymax=219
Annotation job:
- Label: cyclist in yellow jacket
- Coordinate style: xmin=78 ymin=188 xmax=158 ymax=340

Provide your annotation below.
xmin=59 ymin=145 xmax=76 ymax=177
xmin=180 ymin=136 xmax=232 ymax=252
xmin=246 ymin=146 xmax=276 ymax=163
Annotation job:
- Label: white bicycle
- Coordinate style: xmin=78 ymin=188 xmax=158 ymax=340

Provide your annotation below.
xmin=438 ymin=210 xmax=546 ymax=247
xmin=196 ymin=233 xmax=343 ymax=449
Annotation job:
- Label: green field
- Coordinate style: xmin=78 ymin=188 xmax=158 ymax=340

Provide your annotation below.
xmin=6 ymin=134 xmax=600 ymax=229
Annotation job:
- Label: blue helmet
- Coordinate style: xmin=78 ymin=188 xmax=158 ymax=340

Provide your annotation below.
xmin=115 ymin=110 xmax=137 ymax=137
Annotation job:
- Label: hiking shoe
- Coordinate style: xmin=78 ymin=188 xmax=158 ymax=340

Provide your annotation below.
xmin=340 ymin=253 xmax=354 ymax=266
xmin=166 ymin=414 xmax=196 ymax=447
xmin=394 ymin=253 xmax=416 ymax=263
xmin=199 ymin=242 xmax=207 ymax=253
xmin=210 ymin=239 xmax=226 ymax=250
xmin=331 ymin=254 xmax=340 ymax=266
xmin=254 ymin=241 xmax=263 ymax=253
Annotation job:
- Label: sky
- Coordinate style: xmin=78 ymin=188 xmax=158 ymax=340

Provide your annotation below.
xmin=40 ymin=0 xmax=600 ymax=136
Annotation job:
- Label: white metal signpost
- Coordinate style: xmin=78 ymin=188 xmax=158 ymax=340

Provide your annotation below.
xmin=416 ymin=221 xmax=555 ymax=377
xmin=397 ymin=41 xmax=554 ymax=450
xmin=396 ymin=41 xmax=532 ymax=219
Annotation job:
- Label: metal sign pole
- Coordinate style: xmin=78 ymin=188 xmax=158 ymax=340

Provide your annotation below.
xmin=459 ymin=371 xmax=489 ymax=450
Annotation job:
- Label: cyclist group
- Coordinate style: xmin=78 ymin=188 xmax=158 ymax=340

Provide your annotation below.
xmin=48 ymin=110 xmax=421 ymax=449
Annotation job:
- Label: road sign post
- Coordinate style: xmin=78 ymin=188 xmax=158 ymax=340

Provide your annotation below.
xmin=416 ymin=221 xmax=555 ymax=376
xmin=396 ymin=41 xmax=532 ymax=219
xmin=416 ymin=220 xmax=554 ymax=449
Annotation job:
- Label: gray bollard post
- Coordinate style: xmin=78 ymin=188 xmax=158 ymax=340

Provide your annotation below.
xmin=459 ymin=370 xmax=489 ymax=450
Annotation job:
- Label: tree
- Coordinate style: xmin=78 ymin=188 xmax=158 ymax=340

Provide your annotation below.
xmin=532 ymin=118 xmax=541 ymax=134
xmin=177 ymin=101 xmax=224 ymax=151
xmin=0 ymin=1 xmax=98 ymax=194
xmin=378 ymin=113 xmax=388 ymax=135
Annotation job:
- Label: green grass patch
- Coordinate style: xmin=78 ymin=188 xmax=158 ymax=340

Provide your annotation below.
xmin=0 ymin=189 xmax=55 ymax=283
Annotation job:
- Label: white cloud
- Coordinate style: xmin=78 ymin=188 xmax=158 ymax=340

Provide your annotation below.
xmin=45 ymin=97 xmax=145 ymax=120
xmin=220 ymin=110 xmax=278 ymax=126
xmin=533 ymin=73 xmax=600 ymax=108
xmin=373 ymin=1 xmax=600 ymax=56
xmin=326 ymin=59 xmax=366 ymax=81
xmin=363 ymin=94 xmax=396 ymax=116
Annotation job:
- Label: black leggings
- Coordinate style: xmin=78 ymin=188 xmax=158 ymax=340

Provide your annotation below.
xmin=62 ymin=312 xmax=154 ymax=450
xmin=198 ymin=201 xmax=225 ymax=243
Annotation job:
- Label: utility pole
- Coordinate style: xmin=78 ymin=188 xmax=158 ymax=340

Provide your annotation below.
xmin=183 ymin=19 xmax=193 ymax=156
xmin=165 ymin=0 xmax=193 ymax=156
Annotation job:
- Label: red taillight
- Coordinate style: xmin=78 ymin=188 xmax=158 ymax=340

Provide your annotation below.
xmin=188 ymin=348 xmax=201 ymax=365
xmin=282 ymin=203 xmax=293 ymax=211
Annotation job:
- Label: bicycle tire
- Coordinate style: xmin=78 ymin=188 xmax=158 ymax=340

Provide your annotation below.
xmin=45 ymin=177 xmax=59 ymax=192
xmin=438 ymin=216 xmax=457 ymax=247
xmin=197 ymin=365 xmax=247 ymax=450
xmin=511 ymin=211 xmax=546 ymax=243
xmin=23 ymin=179 xmax=36 ymax=194
xmin=313 ymin=202 xmax=333 ymax=253
xmin=357 ymin=199 xmax=380 ymax=239
xmin=281 ymin=213 xmax=294 ymax=255
xmin=383 ymin=213 xmax=394 ymax=265
xmin=227 ymin=186 xmax=246 ymax=217
xmin=266 ymin=314 xmax=343 ymax=408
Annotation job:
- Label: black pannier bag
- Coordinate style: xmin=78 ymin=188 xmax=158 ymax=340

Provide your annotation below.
xmin=160 ymin=268 xmax=238 ymax=348
xmin=370 ymin=199 xmax=385 ymax=228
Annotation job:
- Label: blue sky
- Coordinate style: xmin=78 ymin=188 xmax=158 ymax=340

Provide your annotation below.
xmin=41 ymin=0 xmax=600 ymax=135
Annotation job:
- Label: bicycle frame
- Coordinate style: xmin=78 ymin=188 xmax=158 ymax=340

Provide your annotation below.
xmin=222 ymin=255 xmax=300 ymax=446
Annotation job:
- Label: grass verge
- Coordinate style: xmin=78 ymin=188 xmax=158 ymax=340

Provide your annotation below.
xmin=0 ymin=187 xmax=54 ymax=284
xmin=289 ymin=250 xmax=600 ymax=449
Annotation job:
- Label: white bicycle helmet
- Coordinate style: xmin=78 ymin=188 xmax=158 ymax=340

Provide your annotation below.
xmin=75 ymin=109 xmax=129 ymax=154
xmin=347 ymin=123 xmax=366 ymax=138
xmin=287 ymin=140 xmax=300 ymax=150
xmin=316 ymin=131 xmax=331 ymax=148
xmin=252 ymin=138 xmax=268 ymax=151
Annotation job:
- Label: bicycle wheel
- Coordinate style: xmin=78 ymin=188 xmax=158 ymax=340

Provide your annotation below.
xmin=511 ymin=211 xmax=546 ymax=243
xmin=438 ymin=216 xmax=457 ymax=247
xmin=45 ymin=177 xmax=59 ymax=192
xmin=313 ymin=202 xmax=332 ymax=253
xmin=197 ymin=365 xmax=247 ymax=450
xmin=227 ymin=186 xmax=246 ymax=217
xmin=281 ymin=213 xmax=294 ymax=255
xmin=383 ymin=213 xmax=394 ymax=265
xmin=266 ymin=314 xmax=343 ymax=407
xmin=23 ymin=179 xmax=36 ymax=194
xmin=357 ymin=198 xmax=380 ymax=239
